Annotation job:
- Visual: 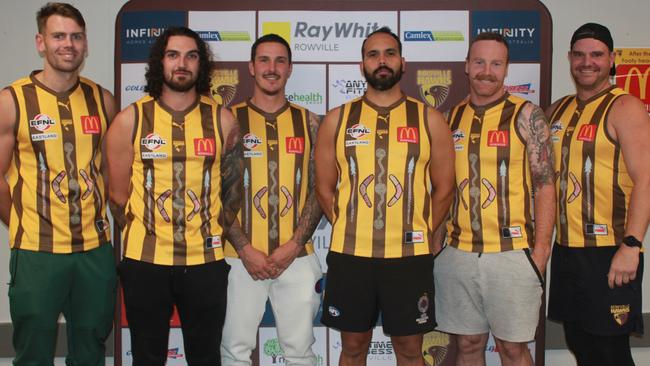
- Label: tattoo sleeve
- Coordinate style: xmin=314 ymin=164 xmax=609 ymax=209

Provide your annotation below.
xmin=518 ymin=104 xmax=555 ymax=190
xmin=220 ymin=122 xmax=243 ymax=234
xmin=291 ymin=112 xmax=324 ymax=246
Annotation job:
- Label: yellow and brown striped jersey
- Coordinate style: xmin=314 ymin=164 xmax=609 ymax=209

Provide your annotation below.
xmin=224 ymin=100 xmax=314 ymax=257
xmin=123 ymin=95 xmax=226 ymax=265
xmin=330 ymin=95 xmax=433 ymax=258
xmin=447 ymin=93 xmax=533 ymax=253
xmin=549 ymin=86 xmax=630 ymax=247
xmin=7 ymin=72 xmax=110 ymax=253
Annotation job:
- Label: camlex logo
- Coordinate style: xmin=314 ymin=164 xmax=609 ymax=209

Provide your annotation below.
xmin=197 ymin=31 xmax=251 ymax=41
xmin=403 ymin=30 xmax=464 ymax=42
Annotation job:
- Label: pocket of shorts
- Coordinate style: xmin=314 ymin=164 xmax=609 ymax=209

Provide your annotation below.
xmin=523 ymin=248 xmax=545 ymax=286
xmin=8 ymin=249 xmax=19 ymax=287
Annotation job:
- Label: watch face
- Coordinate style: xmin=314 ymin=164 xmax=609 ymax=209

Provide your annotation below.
xmin=623 ymin=236 xmax=643 ymax=248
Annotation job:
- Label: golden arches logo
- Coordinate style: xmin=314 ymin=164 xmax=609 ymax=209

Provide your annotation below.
xmin=622 ymin=66 xmax=649 ymax=99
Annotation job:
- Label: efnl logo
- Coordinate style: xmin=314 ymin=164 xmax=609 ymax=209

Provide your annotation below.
xmin=263 ymin=22 xmax=292 ymax=44
xmin=472 ymin=11 xmax=540 ymax=62
xmin=121 ymin=11 xmax=185 ymax=62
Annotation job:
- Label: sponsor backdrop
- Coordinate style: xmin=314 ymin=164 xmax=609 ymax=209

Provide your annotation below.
xmin=115 ymin=1 xmax=552 ymax=365
xmin=615 ymin=48 xmax=650 ymax=114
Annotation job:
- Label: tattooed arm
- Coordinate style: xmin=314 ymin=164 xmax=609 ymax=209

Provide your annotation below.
xmin=268 ymin=111 xmax=324 ymax=275
xmin=106 ymin=105 xmax=136 ymax=229
xmin=517 ymin=103 xmax=556 ymax=275
xmin=0 ymin=88 xmax=17 ymax=226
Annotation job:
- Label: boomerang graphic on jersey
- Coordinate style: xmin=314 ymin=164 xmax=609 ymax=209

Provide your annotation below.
xmin=387 ymin=174 xmax=403 ymax=207
xmin=254 ymin=187 xmax=268 ymax=219
xmin=186 ymin=189 xmax=200 ymax=221
xmin=79 ymin=169 xmax=94 ymax=200
xmin=157 ymin=190 xmax=172 ymax=222
xmin=51 ymin=171 xmax=67 ymax=203
xmin=481 ymin=178 xmax=496 ymax=209
xmin=458 ymin=178 xmax=469 ymax=210
xmin=280 ymin=186 xmax=293 ymax=217
xmin=359 ymin=174 xmax=375 ymax=208
xmin=567 ymin=172 xmax=582 ymax=203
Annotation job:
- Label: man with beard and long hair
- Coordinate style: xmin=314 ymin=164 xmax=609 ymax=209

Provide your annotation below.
xmin=0 ymin=3 xmax=117 ymax=365
xmin=546 ymin=23 xmax=650 ymax=366
xmin=106 ymin=26 xmax=242 ymax=366
xmin=315 ymin=27 xmax=455 ymax=366
xmin=433 ymin=32 xmax=555 ymax=366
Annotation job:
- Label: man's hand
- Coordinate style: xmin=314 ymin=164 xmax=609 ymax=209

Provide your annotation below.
xmin=268 ymin=240 xmax=302 ymax=278
xmin=238 ymin=244 xmax=274 ymax=281
xmin=530 ymin=245 xmax=551 ymax=276
xmin=608 ymin=245 xmax=640 ymax=289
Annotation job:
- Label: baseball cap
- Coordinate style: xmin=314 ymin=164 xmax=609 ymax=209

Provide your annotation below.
xmin=570 ymin=22 xmax=616 ymax=75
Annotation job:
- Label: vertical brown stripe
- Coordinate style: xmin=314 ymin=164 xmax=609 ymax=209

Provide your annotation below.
xmin=237 ymin=106 xmax=253 ymax=238
xmin=8 ymin=87 xmax=25 ymax=248
xmin=401 ymin=100 xmax=421 ymax=257
xmin=496 ymin=100 xmax=516 ymax=251
xmin=372 ymin=108 xmax=390 ymax=258
xmin=467 ymin=107 xmax=484 ymax=252
xmin=81 ymin=83 xmax=108 ymax=245
xmin=557 ymin=97 xmax=581 ymax=246
xmin=581 ymin=93 xmax=614 ymax=247
xmin=58 ymin=95 xmax=84 ymax=250
xmin=266 ymin=113 xmax=280 ymax=253
xmin=139 ymin=101 xmax=157 ymax=262
xmin=289 ymin=107 xmax=306 ymax=229
xmin=341 ymin=101 xmax=362 ymax=256
xmin=611 ymin=147 xmax=626 ymax=244
xmin=171 ymin=112 xmax=188 ymax=266
xmin=448 ymin=105 xmax=466 ymax=248
xmin=421 ymin=105 xmax=432 ymax=252
xmin=23 ymin=84 xmax=54 ymax=251
xmin=200 ymin=102 xmax=217 ymax=264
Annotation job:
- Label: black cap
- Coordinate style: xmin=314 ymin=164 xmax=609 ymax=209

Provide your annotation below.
xmin=571 ymin=23 xmax=615 ymax=76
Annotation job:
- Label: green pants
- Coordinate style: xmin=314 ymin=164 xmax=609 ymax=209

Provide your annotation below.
xmin=8 ymin=243 xmax=117 ymax=366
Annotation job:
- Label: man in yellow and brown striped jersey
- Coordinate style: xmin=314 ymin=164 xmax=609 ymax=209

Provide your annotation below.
xmin=315 ymin=27 xmax=455 ymax=366
xmin=0 ymin=3 xmax=118 ymax=365
xmin=106 ymin=27 xmax=242 ymax=366
xmin=220 ymin=34 xmax=323 ymax=366
xmin=434 ymin=32 xmax=556 ymax=366
xmin=546 ymin=23 xmax=650 ymax=366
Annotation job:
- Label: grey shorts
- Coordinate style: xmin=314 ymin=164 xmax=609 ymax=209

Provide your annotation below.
xmin=434 ymin=245 xmax=544 ymax=342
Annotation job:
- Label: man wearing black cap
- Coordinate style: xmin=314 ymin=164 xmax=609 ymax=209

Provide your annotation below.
xmin=546 ymin=22 xmax=650 ymax=366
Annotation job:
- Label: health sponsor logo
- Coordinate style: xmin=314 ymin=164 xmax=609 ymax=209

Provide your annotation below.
xmin=210 ymin=69 xmax=239 ymax=106
xmin=616 ymin=64 xmax=650 ymax=112
xmin=487 ymin=130 xmax=509 ymax=147
xmin=576 ymin=124 xmax=596 ymax=142
xmin=403 ymin=30 xmax=464 ymax=42
xmin=332 ymin=79 xmax=366 ymax=97
xmin=422 ymin=331 xmax=451 ymax=366
xmin=194 ymin=138 xmax=215 ymax=156
xmin=30 ymin=114 xmax=56 ymax=131
xmin=472 ymin=11 xmax=540 ymax=61
xmin=505 ymin=83 xmax=535 ymax=94
xmin=81 ymin=115 xmax=101 ymax=134
xmin=287 ymin=92 xmax=323 ymax=105
xmin=263 ymin=20 xmax=380 ymax=52
xmin=285 ymin=136 xmax=305 ymax=154
xmin=197 ymin=31 xmax=251 ymax=42
xmin=121 ymin=11 xmax=185 ymax=62
xmin=397 ymin=127 xmax=419 ymax=143
xmin=417 ymin=69 xmax=451 ymax=108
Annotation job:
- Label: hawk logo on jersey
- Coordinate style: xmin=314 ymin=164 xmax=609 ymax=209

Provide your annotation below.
xmin=141 ymin=133 xmax=167 ymax=151
xmin=194 ymin=138 xmax=215 ymax=156
xmin=286 ymin=137 xmax=304 ymax=154
xmin=487 ymin=130 xmax=509 ymax=147
xmin=30 ymin=114 xmax=56 ymax=131
xmin=576 ymin=124 xmax=597 ymax=142
xmin=81 ymin=116 xmax=101 ymax=134
xmin=611 ymin=304 xmax=630 ymax=326
xmin=397 ymin=127 xmax=419 ymax=143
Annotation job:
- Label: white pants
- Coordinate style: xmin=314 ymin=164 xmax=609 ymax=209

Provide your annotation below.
xmin=221 ymin=254 xmax=323 ymax=366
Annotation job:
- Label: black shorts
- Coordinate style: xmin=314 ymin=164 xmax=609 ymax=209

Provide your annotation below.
xmin=321 ymin=251 xmax=436 ymax=336
xmin=548 ymin=244 xmax=644 ymax=336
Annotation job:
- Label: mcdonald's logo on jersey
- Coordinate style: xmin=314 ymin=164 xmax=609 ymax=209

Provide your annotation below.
xmin=487 ymin=130 xmax=509 ymax=147
xmin=397 ymin=127 xmax=419 ymax=143
xmin=285 ymin=136 xmax=304 ymax=154
xmin=576 ymin=124 xmax=597 ymax=142
xmin=194 ymin=138 xmax=215 ymax=156
xmin=81 ymin=115 xmax=101 ymax=134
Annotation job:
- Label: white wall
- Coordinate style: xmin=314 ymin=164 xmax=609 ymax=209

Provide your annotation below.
xmin=0 ymin=0 xmax=648 ymax=364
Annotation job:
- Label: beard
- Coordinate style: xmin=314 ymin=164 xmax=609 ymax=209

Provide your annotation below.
xmin=164 ymin=70 xmax=197 ymax=93
xmin=364 ymin=65 xmax=404 ymax=91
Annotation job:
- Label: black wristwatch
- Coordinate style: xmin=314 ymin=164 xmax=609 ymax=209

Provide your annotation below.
xmin=622 ymin=235 xmax=643 ymax=249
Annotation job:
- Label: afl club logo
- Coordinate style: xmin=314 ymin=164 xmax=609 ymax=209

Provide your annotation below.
xmin=242 ymin=133 xmax=262 ymax=149
xmin=346 ymin=124 xmax=371 ymax=139
xmin=141 ymin=133 xmax=167 ymax=151
xmin=29 ymin=114 xmax=56 ymax=131
xmin=452 ymin=129 xmax=465 ymax=143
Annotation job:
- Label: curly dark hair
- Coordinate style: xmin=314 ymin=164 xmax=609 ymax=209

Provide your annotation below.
xmin=145 ymin=26 xmax=212 ymax=99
